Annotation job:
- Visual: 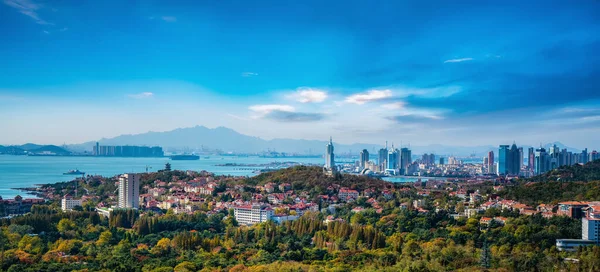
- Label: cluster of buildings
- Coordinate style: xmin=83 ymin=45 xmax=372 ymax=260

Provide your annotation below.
xmin=483 ymin=143 xmax=598 ymax=177
xmin=0 ymin=196 xmax=45 ymax=216
xmin=556 ymin=202 xmax=600 ymax=251
xmin=93 ymin=142 xmax=164 ymax=157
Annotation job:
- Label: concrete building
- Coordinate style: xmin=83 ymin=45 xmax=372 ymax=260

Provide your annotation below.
xmin=234 ymin=204 xmax=274 ymax=225
xmin=400 ymin=147 xmax=412 ymax=175
xmin=61 ymin=195 xmax=82 ymax=211
xmin=118 ymin=173 xmax=140 ymax=209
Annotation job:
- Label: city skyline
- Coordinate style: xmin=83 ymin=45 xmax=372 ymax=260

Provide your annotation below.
xmin=1 ymin=1 xmax=599 ymax=147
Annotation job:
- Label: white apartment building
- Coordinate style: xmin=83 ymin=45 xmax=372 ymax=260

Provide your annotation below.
xmin=118 ymin=173 xmax=140 ymax=209
xmin=61 ymin=195 xmax=82 ymax=211
xmin=557 ymin=210 xmax=600 ymax=251
xmin=234 ymin=204 xmax=274 ymax=225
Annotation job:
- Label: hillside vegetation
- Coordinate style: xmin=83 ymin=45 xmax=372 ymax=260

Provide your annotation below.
xmin=529 ymin=159 xmax=600 ymax=182
xmin=243 ymin=165 xmax=397 ymax=192
xmin=501 ymin=159 xmax=600 ymax=205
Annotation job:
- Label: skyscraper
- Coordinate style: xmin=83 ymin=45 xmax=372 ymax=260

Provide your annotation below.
xmin=400 ymin=147 xmax=412 ymax=175
xmin=118 ymin=173 xmax=140 ymax=209
xmin=498 ymin=145 xmax=509 ymax=175
xmin=387 ymin=146 xmax=400 ymax=171
xmin=528 ymin=147 xmax=535 ymax=171
xmin=535 ymin=147 xmax=549 ymax=175
xmin=325 ymin=137 xmax=335 ymax=172
xmin=518 ymin=147 xmax=524 ymax=168
xmin=360 ymin=149 xmax=369 ymax=169
xmin=487 ymin=151 xmax=495 ymax=174
xmin=378 ymin=142 xmax=388 ymax=172
xmin=510 ymin=143 xmax=521 ymax=175
xmin=498 ymin=144 xmax=520 ymax=175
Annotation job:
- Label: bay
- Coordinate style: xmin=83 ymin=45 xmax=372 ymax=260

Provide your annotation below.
xmin=0 ymin=155 xmax=428 ymax=199
xmin=0 ymin=155 xmax=322 ymax=199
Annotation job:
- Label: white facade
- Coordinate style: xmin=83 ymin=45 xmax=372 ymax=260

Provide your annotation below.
xmin=583 ymin=217 xmax=600 ymax=241
xmin=118 ymin=173 xmax=140 ymax=209
xmin=61 ymin=196 xmax=82 ymax=211
xmin=234 ymin=204 xmax=274 ymax=225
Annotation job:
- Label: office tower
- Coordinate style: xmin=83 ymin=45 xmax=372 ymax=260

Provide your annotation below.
xmin=387 ymin=146 xmax=400 ymax=171
xmin=518 ymin=147 xmax=524 ymax=168
xmin=498 ymin=145 xmax=509 ymax=175
xmin=325 ymin=137 xmax=335 ymax=171
xmin=360 ymin=149 xmax=369 ymax=169
xmin=400 ymin=147 xmax=412 ymax=175
xmin=378 ymin=143 xmax=388 ymax=172
xmin=439 ymin=157 xmax=444 ymax=165
xmin=498 ymin=144 xmax=520 ymax=175
xmin=581 ymin=148 xmax=589 ymax=164
xmin=487 ymin=151 xmax=495 ymax=174
xmin=422 ymin=153 xmax=435 ymax=165
xmin=535 ymin=147 xmax=549 ymax=175
xmin=510 ymin=143 xmax=520 ymax=175
xmin=528 ymin=147 xmax=535 ymax=171
xmin=118 ymin=173 xmax=140 ymax=209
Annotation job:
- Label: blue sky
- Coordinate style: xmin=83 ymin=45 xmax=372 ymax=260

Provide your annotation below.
xmin=1 ymin=0 xmax=599 ymax=148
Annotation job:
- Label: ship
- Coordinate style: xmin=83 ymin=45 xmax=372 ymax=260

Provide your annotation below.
xmin=63 ymin=169 xmax=85 ymax=175
xmin=170 ymin=154 xmax=200 ymax=160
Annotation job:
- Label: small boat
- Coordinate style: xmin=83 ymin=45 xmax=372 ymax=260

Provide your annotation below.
xmin=64 ymin=169 xmax=85 ymax=175
xmin=204 ymin=156 xmax=210 ymax=159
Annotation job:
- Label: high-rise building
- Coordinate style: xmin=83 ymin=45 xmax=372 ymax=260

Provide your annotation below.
xmin=387 ymin=147 xmax=400 ymax=172
xmin=324 ymin=137 xmax=335 ymax=174
xmin=487 ymin=151 xmax=495 ymax=174
xmin=498 ymin=145 xmax=509 ymax=175
xmin=360 ymin=149 xmax=369 ymax=169
xmin=518 ymin=147 xmax=524 ymax=168
xmin=378 ymin=142 xmax=388 ymax=172
xmin=421 ymin=153 xmax=435 ymax=166
xmin=498 ymin=144 xmax=520 ymax=175
xmin=581 ymin=148 xmax=589 ymax=164
xmin=439 ymin=157 xmax=444 ymax=165
xmin=535 ymin=147 xmax=549 ymax=175
xmin=118 ymin=173 xmax=140 ymax=209
xmin=400 ymin=147 xmax=412 ymax=175
xmin=528 ymin=147 xmax=535 ymax=171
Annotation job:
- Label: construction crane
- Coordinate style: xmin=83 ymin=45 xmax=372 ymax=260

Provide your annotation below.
xmin=145 ymin=165 xmax=153 ymax=173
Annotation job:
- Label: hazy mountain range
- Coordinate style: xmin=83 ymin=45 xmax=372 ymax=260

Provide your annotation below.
xmin=63 ymin=126 xmax=582 ymax=156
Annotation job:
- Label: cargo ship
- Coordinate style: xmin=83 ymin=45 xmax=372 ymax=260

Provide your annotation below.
xmin=170 ymin=154 xmax=200 ymax=160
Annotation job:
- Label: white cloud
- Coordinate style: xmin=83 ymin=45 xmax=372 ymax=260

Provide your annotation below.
xmin=161 ymin=16 xmax=177 ymax=22
xmin=3 ymin=0 xmax=52 ymax=25
xmin=444 ymin=58 xmax=473 ymax=63
xmin=59 ymin=27 xmax=68 ymax=31
xmin=289 ymin=88 xmax=328 ymax=103
xmin=345 ymin=89 xmax=392 ymax=105
xmin=249 ymin=104 xmax=295 ymax=119
xmin=381 ymin=102 xmax=406 ymax=110
xmin=241 ymin=72 xmax=258 ymax=77
xmin=249 ymin=104 xmax=295 ymax=114
xmin=43 ymin=30 xmax=49 ymax=34
xmin=128 ymin=92 xmax=154 ymax=99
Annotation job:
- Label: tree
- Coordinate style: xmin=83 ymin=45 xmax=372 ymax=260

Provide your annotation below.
xmin=480 ymin=241 xmax=491 ymax=269
xmin=174 ymin=261 xmax=196 ymax=272
xmin=57 ymin=218 xmax=76 ymax=233
xmin=97 ymin=230 xmax=113 ymax=247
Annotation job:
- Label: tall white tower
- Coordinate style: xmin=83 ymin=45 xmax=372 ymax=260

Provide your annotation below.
xmin=118 ymin=173 xmax=140 ymax=209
